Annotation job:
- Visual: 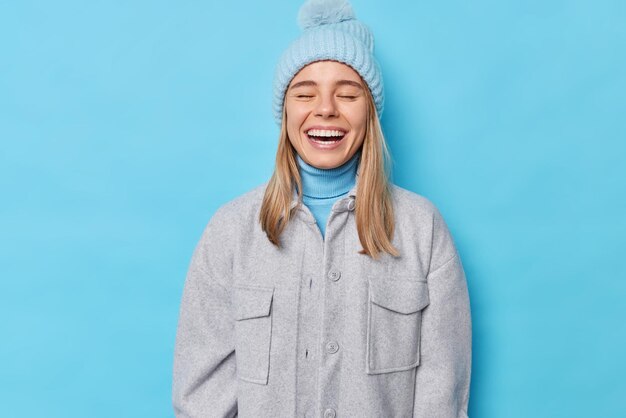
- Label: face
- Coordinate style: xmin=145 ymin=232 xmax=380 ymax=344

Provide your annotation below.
xmin=284 ymin=60 xmax=369 ymax=169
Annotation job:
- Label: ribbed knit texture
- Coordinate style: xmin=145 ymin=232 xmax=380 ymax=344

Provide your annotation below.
xmin=272 ymin=0 xmax=384 ymax=125
xmin=296 ymin=151 xmax=360 ymax=238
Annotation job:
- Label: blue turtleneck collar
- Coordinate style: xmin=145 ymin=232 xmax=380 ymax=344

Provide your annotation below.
xmin=296 ymin=150 xmax=361 ymax=199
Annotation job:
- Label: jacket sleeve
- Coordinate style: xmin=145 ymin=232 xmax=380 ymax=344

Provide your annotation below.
xmin=172 ymin=208 xmax=238 ymax=418
xmin=413 ymin=208 xmax=472 ymax=418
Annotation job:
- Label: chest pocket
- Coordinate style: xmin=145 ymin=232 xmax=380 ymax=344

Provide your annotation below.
xmin=366 ymin=277 xmax=430 ymax=374
xmin=232 ymin=284 xmax=274 ymax=385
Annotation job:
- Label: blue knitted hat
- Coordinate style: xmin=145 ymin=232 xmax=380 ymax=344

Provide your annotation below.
xmin=272 ymin=0 xmax=384 ymax=125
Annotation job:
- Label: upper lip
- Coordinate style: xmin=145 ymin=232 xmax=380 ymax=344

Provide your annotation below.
xmin=304 ymin=125 xmax=348 ymax=134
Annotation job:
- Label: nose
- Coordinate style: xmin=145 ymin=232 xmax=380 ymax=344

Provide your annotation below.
xmin=314 ymin=93 xmax=339 ymax=118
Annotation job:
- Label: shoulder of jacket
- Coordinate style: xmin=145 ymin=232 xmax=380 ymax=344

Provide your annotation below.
xmin=207 ymin=181 xmax=268 ymax=227
xmin=389 ymin=183 xmax=440 ymax=217
xmin=390 ymin=184 xmax=462 ymax=273
xmin=191 ymin=183 xmax=269 ymax=270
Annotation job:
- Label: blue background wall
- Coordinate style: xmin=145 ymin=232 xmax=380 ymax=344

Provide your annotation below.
xmin=1 ymin=1 xmax=624 ymax=416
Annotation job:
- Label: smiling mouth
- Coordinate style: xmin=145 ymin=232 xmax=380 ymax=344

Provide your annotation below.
xmin=305 ymin=128 xmax=346 ymax=143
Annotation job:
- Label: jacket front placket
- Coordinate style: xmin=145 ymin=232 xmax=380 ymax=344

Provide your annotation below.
xmin=291 ymin=177 xmax=359 ymax=418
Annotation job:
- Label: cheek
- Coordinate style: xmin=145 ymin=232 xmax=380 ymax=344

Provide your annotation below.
xmin=347 ymin=105 xmax=368 ymax=133
xmin=285 ymin=109 xmax=307 ymax=149
xmin=285 ymin=104 xmax=309 ymax=132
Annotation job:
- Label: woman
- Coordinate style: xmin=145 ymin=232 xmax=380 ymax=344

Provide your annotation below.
xmin=172 ymin=1 xmax=471 ymax=417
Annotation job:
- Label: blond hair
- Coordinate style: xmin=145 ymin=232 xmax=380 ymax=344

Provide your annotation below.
xmin=259 ymin=84 xmax=399 ymax=260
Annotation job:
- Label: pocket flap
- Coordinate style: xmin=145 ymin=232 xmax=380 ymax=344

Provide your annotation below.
xmin=369 ymin=278 xmax=430 ymax=314
xmin=232 ymin=285 xmax=274 ymax=321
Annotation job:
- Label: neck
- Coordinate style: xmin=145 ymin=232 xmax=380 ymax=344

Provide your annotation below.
xmin=296 ymin=151 xmax=361 ymax=199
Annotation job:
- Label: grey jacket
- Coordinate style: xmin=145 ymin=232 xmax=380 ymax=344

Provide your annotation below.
xmin=172 ymin=176 xmax=472 ymax=418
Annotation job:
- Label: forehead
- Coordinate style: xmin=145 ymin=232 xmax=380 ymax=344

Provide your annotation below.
xmin=290 ymin=60 xmax=362 ymax=85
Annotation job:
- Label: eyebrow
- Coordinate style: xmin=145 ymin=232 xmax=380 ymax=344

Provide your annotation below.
xmin=289 ymin=79 xmax=364 ymax=90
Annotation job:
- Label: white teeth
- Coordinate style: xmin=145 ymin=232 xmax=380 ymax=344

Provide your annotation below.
xmin=306 ymin=129 xmax=345 ymax=137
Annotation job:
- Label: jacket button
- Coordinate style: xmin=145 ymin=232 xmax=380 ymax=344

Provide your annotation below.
xmin=324 ymin=408 xmax=336 ymax=418
xmin=325 ymin=341 xmax=339 ymax=354
xmin=328 ymin=269 xmax=341 ymax=282
xmin=347 ymin=199 xmax=356 ymax=211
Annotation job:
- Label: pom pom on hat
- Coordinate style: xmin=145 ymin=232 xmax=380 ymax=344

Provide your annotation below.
xmin=297 ymin=0 xmax=355 ymax=30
